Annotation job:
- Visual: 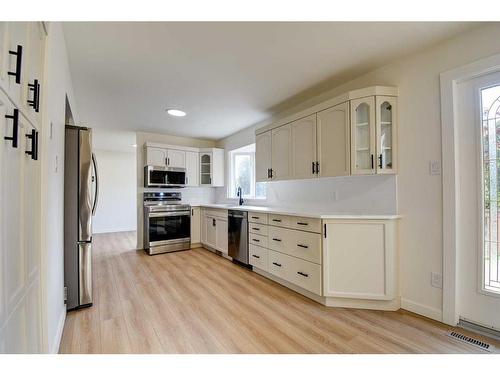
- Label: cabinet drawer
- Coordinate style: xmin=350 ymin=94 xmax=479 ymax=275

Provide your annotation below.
xmin=249 ymin=223 xmax=268 ymax=236
xmin=205 ymin=209 xmax=228 ymax=219
xmin=249 ymin=244 xmax=268 ymax=271
xmin=289 ymin=216 xmax=321 ymax=233
xmin=268 ymin=214 xmax=291 ymax=227
xmin=267 ymin=226 xmax=322 ymax=264
xmin=288 ymin=256 xmax=322 ymax=295
xmin=268 ymin=250 xmax=290 ymax=280
xmin=249 ymin=233 xmax=268 ymax=248
xmin=248 ymin=212 xmax=268 ymax=225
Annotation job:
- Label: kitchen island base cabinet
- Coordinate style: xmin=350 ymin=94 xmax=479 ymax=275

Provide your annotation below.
xmin=323 ymin=219 xmax=398 ymax=302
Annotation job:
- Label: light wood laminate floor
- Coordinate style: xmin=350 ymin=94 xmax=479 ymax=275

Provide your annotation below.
xmin=59 ymin=231 xmax=500 ymax=354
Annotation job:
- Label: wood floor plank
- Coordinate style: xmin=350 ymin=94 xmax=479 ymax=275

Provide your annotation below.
xmin=59 ymin=231 xmax=500 ymax=354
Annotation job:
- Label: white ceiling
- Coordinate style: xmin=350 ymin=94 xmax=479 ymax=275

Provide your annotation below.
xmin=63 ymin=22 xmax=478 ymax=140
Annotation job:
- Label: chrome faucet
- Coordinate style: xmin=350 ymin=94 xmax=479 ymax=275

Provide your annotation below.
xmin=237 ymin=186 xmax=244 ymax=206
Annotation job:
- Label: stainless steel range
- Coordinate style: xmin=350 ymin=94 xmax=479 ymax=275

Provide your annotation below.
xmin=143 ymin=192 xmax=191 ymax=255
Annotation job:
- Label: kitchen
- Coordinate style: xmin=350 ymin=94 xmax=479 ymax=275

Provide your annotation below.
xmin=2 ymin=7 xmax=500 ymax=369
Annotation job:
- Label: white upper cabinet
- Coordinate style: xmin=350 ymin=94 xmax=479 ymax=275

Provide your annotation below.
xmin=255 ymin=130 xmax=272 ymax=182
xmin=271 ymin=124 xmax=292 ymax=181
xmin=317 ymin=102 xmax=350 ymax=177
xmin=350 ymin=96 xmax=376 ymax=175
xmin=185 ymin=151 xmax=199 ymax=186
xmin=146 ymin=146 xmax=167 ymax=166
xmin=291 ymin=114 xmax=317 ymax=180
xmin=375 ymin=96 xmax=397 ymax=174
xmin=199 ymin=148 xmax=224 ymax=187
xmin=167 ymin=149 xmax=185 ymax=168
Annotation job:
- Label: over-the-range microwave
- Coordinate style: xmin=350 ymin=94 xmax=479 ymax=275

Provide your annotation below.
xmin=144 ymin=165 xmax=186 ymax=188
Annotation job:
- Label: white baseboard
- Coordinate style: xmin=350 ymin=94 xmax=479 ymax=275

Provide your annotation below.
xmin=50 ymin=308 xmax=66 ymax=354
xmin=401 ymin=298 xmax=442 ymax=322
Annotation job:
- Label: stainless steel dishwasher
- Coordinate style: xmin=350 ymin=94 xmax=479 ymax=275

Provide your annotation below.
xmin=228 ymin=210 xmax=249 ymax=265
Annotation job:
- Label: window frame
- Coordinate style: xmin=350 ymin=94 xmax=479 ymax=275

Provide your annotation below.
xmin=227 ymin=145 xmax=266 ymax=200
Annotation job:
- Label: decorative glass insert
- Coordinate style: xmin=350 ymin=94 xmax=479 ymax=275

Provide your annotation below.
xmin=355 ymin=102 xmax=371 ymax=170
xmin=481 ymin=84 xmax=500 ymax=294
xmin=379 ymin=101 xmax=393 ymax=169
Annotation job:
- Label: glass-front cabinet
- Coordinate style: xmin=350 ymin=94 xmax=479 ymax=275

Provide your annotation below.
xmin=200 ymin=152 xmax=212 ymax=185
xmin=376 ymin=96 xmax=397 ymax=174
xmin=350 ymin=95 xmax=397 ymax=175
xmin=350 ymin=96 xmax=376 ymax=175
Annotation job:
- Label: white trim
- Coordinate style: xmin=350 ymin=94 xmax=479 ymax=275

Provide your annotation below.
xmin=401 ymin=298 xmax=442 ymax=322
xmin=440 ymin=52 xmax=500 ymax=326
xmin=50 ymin=308 xmax=66 ymax=354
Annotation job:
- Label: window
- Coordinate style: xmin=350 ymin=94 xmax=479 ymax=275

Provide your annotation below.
xmin=481 ymin=84 xmax=500 ymax=295
xmin=228 ymin=144 xmax=266 ymax=199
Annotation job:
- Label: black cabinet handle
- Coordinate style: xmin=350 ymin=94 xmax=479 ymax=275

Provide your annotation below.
xmin=272 ymin=238 xmax=282 ymax=242
xmin=316 ymin=161 xmax=320 ymax=174
xmin=272 ymin=219 xmax=282 ymax=222
xmin=378 ymin=154 xmax=383 ymax=169
xmin=25 ymin=129 xmax=38 ymax=160
xmin=296 ymin=222 xmax=308 ymax=226
xmin=191 ymin=209 xmax=194 ymax=216
xmin=297 ymin=271 xmax=309 ymax=278
xmin=8 ymin=45 xmax=22 ymax=84
xmin=27 ymin=79 xmax=40 ymax=112
xmin=212 ymin=218 xmax=216 ymax=226
xmin=4 ymin=109 xmax=19 ymax=148
xmin=251 ymin=216 xmax=259 ymax=219
xmin=272 ymin=262 xmax=282 ymax=267
xmin=297 ymin=244 xmax=308 ymax=249
xmin=270 ymin=168 xmax=273 ymax=178
xmin=252 ymin=227 xmax=260 ymax=231
xmin=267 ymin=168 xmax=270 ymax=178
xmin=252 ymin=254 xmax=260 ymax=259
xmin=252 ymin=238 xmax=260 ymax=242
xmin=371 ymin=154 xmax=374 ymax=169
xmin=312 ymin=161 xmax=315 ymax=174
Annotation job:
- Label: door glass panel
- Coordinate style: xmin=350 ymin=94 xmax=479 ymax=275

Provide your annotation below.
xmin=355 ymin=102 xmax=371 ymax=170
xmin=481 ymin=84 xmax=500 ymax=294
xmin=379 ymin=101 xmax=393 ymax=169
xmin=149 ymin=215 xmax=190 ymax=243
xmin=201 ymin=154 xmax=211 ymax=184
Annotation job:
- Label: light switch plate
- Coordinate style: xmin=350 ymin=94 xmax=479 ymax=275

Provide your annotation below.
xmin=431 ymin=272 xmax=443 ymax=288
xmin=430 ymin=161 xmax=441 ymax=175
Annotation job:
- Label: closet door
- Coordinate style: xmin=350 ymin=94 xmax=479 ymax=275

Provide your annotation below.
xmin=291 ymin=114 xmax=317 ymax=180
xmin=271 ymin=124 xmax=292 ymax=181
xmin=255 ymin=131 xmax=272 ymax=182
xmin=317 ymin=102 xmax=350 ymax=177
xmin=350 ymin=97 xmax=376 ymax=175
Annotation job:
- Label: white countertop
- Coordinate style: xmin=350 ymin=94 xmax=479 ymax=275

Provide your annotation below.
xmin=187 ymin=203 xmax=400 ymax=220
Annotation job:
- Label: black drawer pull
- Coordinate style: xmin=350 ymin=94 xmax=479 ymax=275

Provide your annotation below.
xmin=27 ymin=79 xmax=41 ymax=112
xmin=272 ymin=262 xmax=282 ymax=267
xmin=25 ymin=129 xmax=38 ymax=160
xmin=297 ymin=244 xmax=308 ymax=249
xmin=251 ymin=216 xmax=259 ymax=219
xmin=4 ymin=109 xmax=19 ymax=148
xmin=252 ymin=227 xmax=260 ymax=231
xmin=252 ymin=238 xmax=260 ymax=242
xmin=297 ymin=271 xmax=309 ymax=278
xmin=272 ymin=238 xmax=282 ymax=242
xmin=272 ymin=219 xmax=282 ymax=222
xmin=8 ymin=45 xmax=22 ymax=84
xmin=296 ymin=222 xmax=308 ymax=226
xmin=252 ymin=254 xmax=260 ymax=259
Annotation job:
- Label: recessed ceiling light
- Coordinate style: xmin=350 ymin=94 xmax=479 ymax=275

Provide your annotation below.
xmin=167 ymin=109 xmax=186 ymax=117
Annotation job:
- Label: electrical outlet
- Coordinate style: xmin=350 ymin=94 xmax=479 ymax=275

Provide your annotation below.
xmin=429 ymin=161 xmax=441 ymax=175
xmin=431 ymin=272 xmax=443 ymax=289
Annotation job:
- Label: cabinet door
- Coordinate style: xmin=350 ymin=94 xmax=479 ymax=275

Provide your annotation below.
xmin=167 ymin=149 xmax=185 ymax=168
xmin=255 ymin=131 xmax=272 ymax=182
xmin=206 ymin=217 xmax=217 ymax=249
xmin=216 ymin=218 xmax=228 ymax=255
xmin=201 ymin=210 xmax=207 ymax=245
xmin=190 ymin=207 xmax=201 ymax=244
xmin=317 ymin=102 xmax=350 ymax=177
xmin=185 ymin=151 xmax=199 ymax=186
xmin=271 ymin=124 xmax=292 ymax=181
xmin=350 ymin=97 xmax=376 ymax=175
xmin=291 ymin=114 xmax=317 ymax=180
xmin=5 ymin=22 xmax=28 ymax=105
xmin=375 ymin=96 xmax=397 ymax=174
xmin=200 ymin=152 xmax=212 ymax=185
xmin=323 ymin=221 xmax=396 ymax=300
xmin=146 ymin=147 xmax=167 ymax=166
xmin=23 ymin=22 xmax=45 ymax=125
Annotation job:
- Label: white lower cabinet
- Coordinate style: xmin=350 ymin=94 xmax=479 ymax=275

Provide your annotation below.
xmin=323 ymin=219 xmax=397 ymax=300
xmin=215 ymin=218 xmax=228 ymax=255
xmin=287 ymin=255 xmax=322 ymax=295
xmin=206 ymin=216 xmax=217 ymax=249
xmin=268 ymin=250 xmax=290 ymax=281
xmin=201 ymin=209 xmax=228 ymax=255
xmin=268 ymin=226 xmax=321 ymax=264
xmin=249 ymin=244 xmax=268 ymax=271
xmin=190 ymin=207 xmax=201 ymax=245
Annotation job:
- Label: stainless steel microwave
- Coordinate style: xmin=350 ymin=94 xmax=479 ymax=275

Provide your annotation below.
xmin=144 ymin=165 xmax=186 ymax=188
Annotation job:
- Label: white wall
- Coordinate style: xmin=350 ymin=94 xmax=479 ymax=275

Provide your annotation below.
xmin=92 ymin=149 xmax=137 ymax=233
xmin=40 ymin=22 xmax=79 ymax=353
xmin=216 ymin=23 xmax=500 ymax=322
xmin=135 ymin=131 xmax=217 ymax=249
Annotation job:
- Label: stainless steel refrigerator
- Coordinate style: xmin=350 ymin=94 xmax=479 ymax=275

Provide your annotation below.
xmin=64 ymin=126 xmax=99 ymax=310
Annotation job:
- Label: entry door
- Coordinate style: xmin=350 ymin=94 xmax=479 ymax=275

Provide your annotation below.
xmin=456 ymin=71 xmax=500 ymax=331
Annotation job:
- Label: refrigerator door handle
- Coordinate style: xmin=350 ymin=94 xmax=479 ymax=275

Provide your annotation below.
xmin=92 ymin=152 xmax=99 ymax=216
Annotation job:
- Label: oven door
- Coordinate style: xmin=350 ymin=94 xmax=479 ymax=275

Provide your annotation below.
xmin=147 ymin=210 xmax=191 ymax=246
